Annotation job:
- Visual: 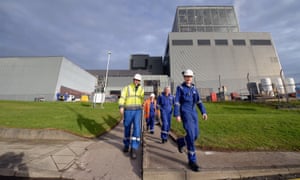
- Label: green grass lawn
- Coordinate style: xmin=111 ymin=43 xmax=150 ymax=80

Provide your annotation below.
xmin=172 ymin=101 xmax=300 ymax=151
xmin=1 ymin=100 xmax=300 ymax=151
xmin=0 ymin=100 xmax=120 ymax=138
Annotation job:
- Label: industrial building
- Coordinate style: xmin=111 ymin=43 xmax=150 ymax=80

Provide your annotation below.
xmin=164 ymin=6 xmax=286 ymax=97
xmin=0 ymin=57 xmax=97 ymax=101
xmin=1 ymin=6 xmax=295 ymax=102
xmin=87 ymin=69 xmax=169 ymax=98
xmin=89 ymin=6 xmax=293 ymax=100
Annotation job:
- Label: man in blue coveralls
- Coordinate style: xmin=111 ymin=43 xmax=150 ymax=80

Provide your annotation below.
xmin=174 ymin=69 xmax=208 ymax=172
xmin=157 ymin=86 xmax=174 ymax=143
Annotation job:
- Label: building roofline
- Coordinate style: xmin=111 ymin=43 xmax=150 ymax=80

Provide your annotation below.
xmin=176 ymin=5 xmax=234 ymax=9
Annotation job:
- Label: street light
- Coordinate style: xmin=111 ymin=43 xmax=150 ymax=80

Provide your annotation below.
xmin=101 ymin=51 xmax=111 ymax=108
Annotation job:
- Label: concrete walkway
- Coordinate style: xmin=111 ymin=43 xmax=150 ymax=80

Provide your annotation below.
xmin=0 ymin=122 xmax=300 ymax=180
xmin=0 ymin=123 xmax=141 ymax=180
xmin=143 ymin=125 xmax=300 ymax=180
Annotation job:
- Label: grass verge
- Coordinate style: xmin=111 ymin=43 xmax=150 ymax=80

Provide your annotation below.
xmin=171 ymin=101 xmax=300 ymax=151
xmin=0 ymin=100 xmax=120 ymax=138
xmin=1 ymin=100 xmax=300 ymax=151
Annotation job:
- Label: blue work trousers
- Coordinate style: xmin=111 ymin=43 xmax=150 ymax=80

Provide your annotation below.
xmin=146 ymin=113 xmax=155 ymax=133
xmin=123 ymin=109 xmax=142 ymax=150
xmin=160 ymin=110 xmax=172 ymax=140
xmin=177 ymin=110 xmax=199 ymax=163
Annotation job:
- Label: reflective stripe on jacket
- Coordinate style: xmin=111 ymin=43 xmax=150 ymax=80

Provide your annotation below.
xmin=118 ymin=83 xmax=144 ymax=110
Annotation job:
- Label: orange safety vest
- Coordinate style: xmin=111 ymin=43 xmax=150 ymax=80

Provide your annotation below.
xmin=144 ymin=98 xmax=157 ymax=119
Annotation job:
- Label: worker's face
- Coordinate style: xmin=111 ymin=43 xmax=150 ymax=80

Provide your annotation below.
xmin=184 ymin=76 xmax=193 ymax=85
xmin=165 ymin=87 xmax=170 ymax=95
xmin=133 ymin=79 xmax=140 ymax=86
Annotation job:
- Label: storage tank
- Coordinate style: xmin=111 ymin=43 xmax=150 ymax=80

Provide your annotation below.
xmin=285 ymin=78 xmax=296 ymax=94
xmin=274 ymin=78 xmax=285 ymax=94
xmin=260 ymin=78 xmax=274 ymax=96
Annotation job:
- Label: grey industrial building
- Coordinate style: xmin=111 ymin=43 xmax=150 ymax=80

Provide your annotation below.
xmin=0 ymin=57 xmax=97 ymax=101
xmin=164 ymin=6 xmax=284 ymax=96
xmin=87 ymin=54 xmax=169 ymax=98
xmin=88 ymin=5 xmax=288 ymax=100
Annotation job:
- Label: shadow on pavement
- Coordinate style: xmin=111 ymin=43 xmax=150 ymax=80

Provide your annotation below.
xmin=0 ymin=152 xmax=28 ymax=179
xmin=65 ymin=105 xmax=142 ymax=178
xmin=98 ymin=121 xmax=142 ymax=179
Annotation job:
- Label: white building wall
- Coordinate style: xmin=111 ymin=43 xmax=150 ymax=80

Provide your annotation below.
xmin=56 ymin=57 xmax=97 ymax=97
xmin=0 ymin=57 xmax=97 ymax=101
xmin=0 ymin=57 xmax=61 ymax=101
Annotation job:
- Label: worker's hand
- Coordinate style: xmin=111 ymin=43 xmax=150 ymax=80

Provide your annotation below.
xmin=119 ymin=107 xmax=124 ymax=121
xmin=202 ymin=113 xmax=208 ymax=120
xmin=157 ymin=110 xmax=160 ymax=118
xmin=176 ymin=116 xmax=181 ymax=122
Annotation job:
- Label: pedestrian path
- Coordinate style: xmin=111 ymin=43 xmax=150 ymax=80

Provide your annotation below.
xmin=143 ymin=124 xmax=300 ymax=180
xmin=0 ymin=122 xmax=300 ymax=179
xmin=0 ymin=123 xmax=141 ymax=180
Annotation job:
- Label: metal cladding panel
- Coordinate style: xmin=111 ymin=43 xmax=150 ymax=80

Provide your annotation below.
xmin=0 ymin=57 xmax=62 ymax=101
xmin=56 ymin=58 xmax=97 ymax=95
xmin=168 ymin=32 xmax=283 ymax=93
xmin=0 ymin=57 xmax=97 ymax=101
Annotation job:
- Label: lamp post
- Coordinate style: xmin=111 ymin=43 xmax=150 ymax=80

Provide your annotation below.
xmin=101 ymin=51 xmax=111 ymax=108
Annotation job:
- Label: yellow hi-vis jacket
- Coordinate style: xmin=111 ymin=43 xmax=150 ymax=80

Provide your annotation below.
xmin=118 ymin=83 xmax=144 ymax=110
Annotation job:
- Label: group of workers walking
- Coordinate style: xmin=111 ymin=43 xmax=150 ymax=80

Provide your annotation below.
xmin=118 ymin=69 xmax=208 ymax=172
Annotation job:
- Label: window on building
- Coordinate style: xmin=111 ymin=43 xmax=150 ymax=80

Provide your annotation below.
xmin=213 ymin=26 xmax=228 ymax=32
xmin=197 ymin=26 xmax=205 ymax=32
xmin=198 ymin=39 xmax=211 ymax=46
xmin=215 ymin=39 xmax=228 ymax=45
xmin=179 ymin=26 xmax=189 ymax=32
xmin=233 ymin=39 xmax=246 ymax=46
xmin=250 ymin=40 xmax=272 ymax=46
xmin=172 ymin=40 xmax=193 ymax=46
xmin=205 ymin=26 xmax=213 ymax=32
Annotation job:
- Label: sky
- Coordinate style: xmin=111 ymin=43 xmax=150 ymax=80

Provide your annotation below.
xmin=0 ymin=0 xmax=299 ymax=83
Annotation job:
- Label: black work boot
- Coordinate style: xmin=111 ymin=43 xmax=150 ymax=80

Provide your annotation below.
xmin=177 ymin=143 xmax=183 ymax=153
xmin=130 ymin=148 xmax=137 ymax=159
xmin=188 ymin=161 xmax=200 ymax=172
xmin=123 ymin=146 xmax=129 ymax=153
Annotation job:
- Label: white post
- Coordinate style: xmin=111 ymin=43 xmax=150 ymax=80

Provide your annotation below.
xmin=102 ymin=51 xmax=111 ymax=108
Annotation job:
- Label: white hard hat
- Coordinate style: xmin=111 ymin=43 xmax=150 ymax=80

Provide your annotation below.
xmin=133 ymin=73 xmax=142 ymax=81
xmin=150 ymin=93 xmax=155 ymax=97
xmin=182 ymin=69 xmax=194 ymax=77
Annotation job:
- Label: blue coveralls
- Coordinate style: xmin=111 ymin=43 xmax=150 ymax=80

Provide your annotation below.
xmin=123 ymin=109 xmax=142 ymax=150
xmin=157 ymin=92 xmax=174 ymax=141
xmin=174 ymin=83 xmax=207 ymax=163
xmin=146 ymin=102 xmax=156 ymax=133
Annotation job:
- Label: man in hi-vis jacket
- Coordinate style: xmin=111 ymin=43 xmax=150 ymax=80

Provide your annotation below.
xmin=119 ymin=74 xmax=144 ymax=159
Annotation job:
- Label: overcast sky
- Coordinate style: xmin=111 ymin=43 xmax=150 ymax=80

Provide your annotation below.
xmin=0 ymin=0 xmax=299 ymax=82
